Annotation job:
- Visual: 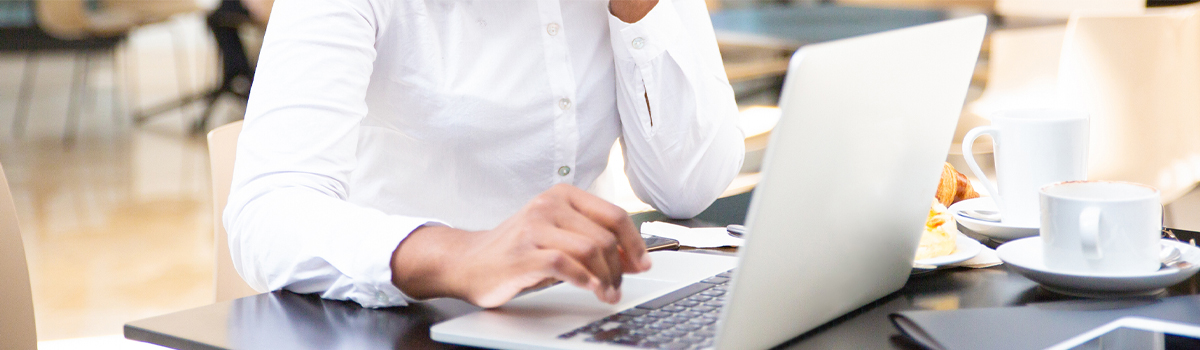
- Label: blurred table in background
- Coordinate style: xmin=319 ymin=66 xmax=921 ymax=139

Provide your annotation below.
xmin=712 ymin=4 xmax=948 ymax=51
xmin=715 ymin=4 xmax=949 ymax=101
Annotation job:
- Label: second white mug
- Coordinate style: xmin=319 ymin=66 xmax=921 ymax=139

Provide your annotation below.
xmin=962 ymin=108 xmax=1089 ymax=227
xmin=1040 ymin=181 xmax=1161 ymax=275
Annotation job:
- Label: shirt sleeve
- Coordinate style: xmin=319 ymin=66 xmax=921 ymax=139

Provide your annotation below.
xmin=224 ymin=0 xmax=432 ymax=308
xmin=608 ymin=0 xmax=745 ymax=218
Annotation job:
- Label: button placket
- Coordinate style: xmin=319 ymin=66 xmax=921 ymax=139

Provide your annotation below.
xmin=535 ymin=0 xmax=578 ymax=184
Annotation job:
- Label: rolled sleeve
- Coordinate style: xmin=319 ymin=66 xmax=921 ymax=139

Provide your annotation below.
xmin=339 ymin=218 xmax=448 ymax=307
xmin=607 ymin=0 xmax=685 ymax=67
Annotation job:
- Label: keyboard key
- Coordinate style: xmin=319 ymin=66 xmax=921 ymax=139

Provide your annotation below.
xmin=663 ymin=305 xmax=688 ymax=313
xmin=701 ymin=276 xmax=729 ymax=284
xmin=649 ymin=310 xmax=671 ymax=318
xmin=716 ymin=270 xmax=733 ymax=278
xmin=660 ymin=329 xmax=686 ymax=338
xmin=691 ymin=305 xmax=716 ymax=312
xmin=636 ymin=283 xmax=713 ymax=310
xmin=620 ymin=308 xmax=650 ymax=316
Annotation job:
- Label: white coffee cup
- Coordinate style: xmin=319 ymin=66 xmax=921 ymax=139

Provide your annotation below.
xmin=962 ymin=108 xmax=1089 ymax=227
xmin=1040 ymin=181 xmax=1161 ymax=275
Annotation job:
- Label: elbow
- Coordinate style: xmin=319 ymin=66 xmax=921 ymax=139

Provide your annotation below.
xmin=656 ymin=197 xmax=713 ymax=219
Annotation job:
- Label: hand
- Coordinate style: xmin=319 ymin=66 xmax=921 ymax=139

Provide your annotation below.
xmin=390 ymin=184 xmax=653 ymax=308
xmin=609 ymin=0 xmax=659 ymax=23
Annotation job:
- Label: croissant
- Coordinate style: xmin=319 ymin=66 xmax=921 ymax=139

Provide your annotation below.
xmin=935 ymin=162 xmax=979 ymax=207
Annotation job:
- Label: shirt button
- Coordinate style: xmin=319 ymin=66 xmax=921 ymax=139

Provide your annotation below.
xmin=558 ymin=98 xmax=571 ymax=110
xmin=558 ymin=166 xmax=571 ymax=176
xmin=375 ymin=292 xmax=387 ymax=302
xmin=631 ymin=37 xmax=645 ymax=49
xmin=546 ymin=23 xmax=560 ymax=36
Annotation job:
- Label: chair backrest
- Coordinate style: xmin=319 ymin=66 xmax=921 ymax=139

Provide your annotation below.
xmin=0 ymin=162 xmax=37 ymax=350
xmin=33 ymin=0 xmax=91 ymax=39
xmin=208 ymin=120 xmax=258 ymax=302
xmin=104 ymin=0 xmax=206 ymax=24
xmin=966 ymin=25 xmax=1067 ymax=119
xmin=1059 ymin=10 xmax=1200 ymax=202
xmin=996 ymin=0 xmax=1145 ymax=19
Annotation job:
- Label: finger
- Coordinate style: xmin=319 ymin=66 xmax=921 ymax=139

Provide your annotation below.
xmin=554 ymin=208 xmax=625 ymax=286
xmin=534 ymin=226 xmax=619 ymax=298
xmin=534 ymin=249 xmax=618 ymax=304
xmin=558 ymin=185 xmax=651 ymax=272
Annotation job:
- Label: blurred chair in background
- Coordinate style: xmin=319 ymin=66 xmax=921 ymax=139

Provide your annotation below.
xmin=0 ymin=160 xmax=166 ymax=348
xmin=967 ymin=0 xmax=1145 ymax=120
xmin=14 ymin=0 xmax=203 ymax=142
xmin=964 ymin=26 xmax=1065 ymax=120
xmin=136 ymin=0 xmax=272 ymax=133
xmin=207 ymin=120 xmax=259 ymax=302
xmin=1058 ymin=9 xmax=1200 ymax=203
xmin=0 ymin=162 xmax=36 ymax=350
xmin=996 ymin=0 xmax=1145 ymax=19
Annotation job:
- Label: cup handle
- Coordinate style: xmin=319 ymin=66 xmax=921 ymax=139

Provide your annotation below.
xmin=1079 ymin=207 xmax=1103 ymax=260
xmin=962 ymin=126 xmax=1003 ymax=213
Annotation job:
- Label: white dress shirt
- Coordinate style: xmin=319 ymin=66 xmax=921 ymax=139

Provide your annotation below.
xmin=225 ymin=0 xmax=744 ymax=308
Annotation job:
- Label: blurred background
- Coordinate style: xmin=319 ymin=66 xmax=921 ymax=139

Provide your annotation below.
xmin=3 ymin=0 xmax=1200 ymax=347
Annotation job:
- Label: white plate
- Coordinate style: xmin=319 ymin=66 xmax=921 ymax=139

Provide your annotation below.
xmin=997 ymin=237 xmax=1200 ymax=298
xmin=948 ymin=197 xmax=1039 ymax=241
xmin=915 ymin=233 xmax=984 ymax=266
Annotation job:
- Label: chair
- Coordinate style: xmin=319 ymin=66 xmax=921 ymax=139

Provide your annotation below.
xmin=0 ymin=160 xmax=170 ymax=349
xmin=208 ymin=120 xmax=259 ymax=302
xmin=15 ymin=0 xmax=204 ymax=142
xmin=964 ymin=25 xmax=1067 ymax=119
xmin=0 ymin=163 xmax=36 ymax=350
xmin=1058 ymin=10 xmax=1200 ymax=203
xmin=996 ymin=0 xmax=1145 ymax=19
xmin=137 ymin=1 xmax=265 ymax=133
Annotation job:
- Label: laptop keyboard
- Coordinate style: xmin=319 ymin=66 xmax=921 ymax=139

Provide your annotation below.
xmin=556 ymin=269 xmax=734 ymax=350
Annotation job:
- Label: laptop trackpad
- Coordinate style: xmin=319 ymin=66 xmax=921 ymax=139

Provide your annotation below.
xmin=430 ymin=251 xmax=738 ymax=340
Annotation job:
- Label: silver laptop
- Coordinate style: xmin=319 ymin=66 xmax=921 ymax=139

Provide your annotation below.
xmin=431 ymin=15 xmax=986 ymax=350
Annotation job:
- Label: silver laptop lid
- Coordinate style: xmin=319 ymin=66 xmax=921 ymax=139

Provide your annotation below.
xmin=716 ymin=16 xmax=986 ymax=349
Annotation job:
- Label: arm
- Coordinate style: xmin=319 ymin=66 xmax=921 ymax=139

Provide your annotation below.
xmin=227 ymin=0 xmax=649 ymax=308
xmin=608 ymin=0 xmax=745 ymax=218
xmin=226 ymin=0 xmax=417 ymax=308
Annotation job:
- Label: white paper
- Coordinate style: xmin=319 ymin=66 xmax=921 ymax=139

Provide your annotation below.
xmin=640 ymin=221 xmax=744 ymax=248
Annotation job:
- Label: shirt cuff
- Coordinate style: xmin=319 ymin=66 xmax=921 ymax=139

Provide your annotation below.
xmin=351 ymin=217 xmax=449 ymax=308
xmin=608 ymin=0 xmax=685 ymax=67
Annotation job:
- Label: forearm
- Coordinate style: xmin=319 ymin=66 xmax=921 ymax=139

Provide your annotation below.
xmin=390 ymin=225 xmax=471 ymax=301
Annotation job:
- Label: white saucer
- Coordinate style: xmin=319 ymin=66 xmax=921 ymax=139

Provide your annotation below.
xmin=996 ymin=237 xmax=1200 ymax=298
xmin=915 ymin=233 xmax=984 ymax=267
xmin=948 ymin=197 xmax=1039 ymax=241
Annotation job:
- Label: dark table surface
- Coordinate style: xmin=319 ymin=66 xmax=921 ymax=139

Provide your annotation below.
xmin=125 ymin=191 xmax=1200 ymax=349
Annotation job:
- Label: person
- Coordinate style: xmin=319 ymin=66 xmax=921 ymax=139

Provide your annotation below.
xmin=224 ymin=0 xmax=744 ymax=309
